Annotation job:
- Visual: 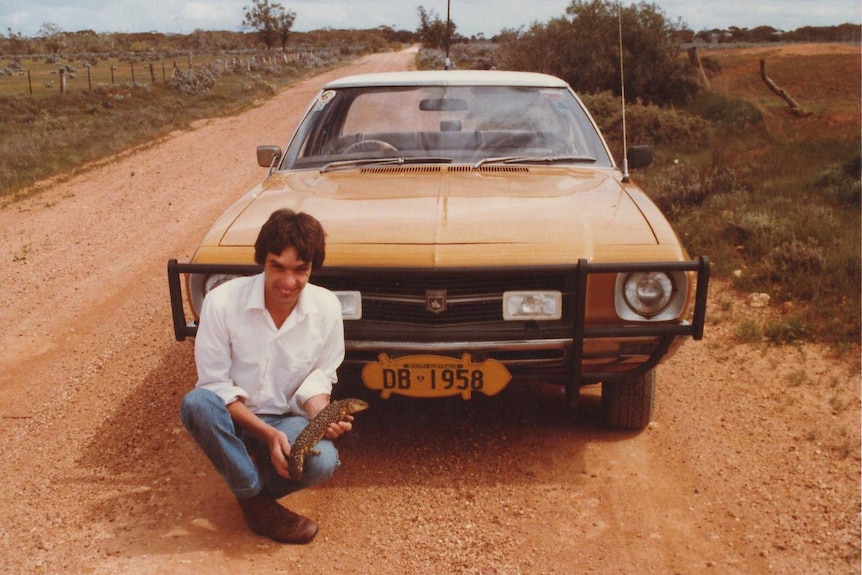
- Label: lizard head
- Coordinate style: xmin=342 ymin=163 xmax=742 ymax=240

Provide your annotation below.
xmin=341 ymin=398 xmax=370 ymax=414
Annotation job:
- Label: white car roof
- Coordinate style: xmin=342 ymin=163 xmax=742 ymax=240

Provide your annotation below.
xmin=324 ymin=70 xmax=571 ymax=89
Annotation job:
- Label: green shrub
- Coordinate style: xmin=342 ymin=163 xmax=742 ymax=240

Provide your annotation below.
xmin=416 ymin=49 xmax=447 ymax=70
xmin=734 ymin=318 xmax=764 ymax=343
xmin=417 ymin=43 xmax=501 ymax=71
xmin=690 ymin=91 xmax=763 ymax=131
xmin=645 ymin=162 xmax=753 ymax=215
xmin=580 ymin=91 xmax=712 ymax=164
xmin=763 ymin=315 xmax=808 ymax=343
xmin=582 ymin=92 xmax=712 ymax=149
xmin=646 ymin=163 xmax=712 ymax=213
xmin=168 ymin=67 xmax=216 ymax=95
xmin=768 ymin=238 xmax=826 ymax=293
xmin=817 ymin=157 xmax=862 ymax=206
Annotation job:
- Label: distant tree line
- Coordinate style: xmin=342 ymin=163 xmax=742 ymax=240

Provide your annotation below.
xmin=692 ymin=23 xmax=860 ymax=44
xmin=0 ymin=26 xmax=415 ymax=57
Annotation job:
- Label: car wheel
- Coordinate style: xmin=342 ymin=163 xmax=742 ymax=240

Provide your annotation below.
xmin=602 ymin=370 xmax=655 ymax=430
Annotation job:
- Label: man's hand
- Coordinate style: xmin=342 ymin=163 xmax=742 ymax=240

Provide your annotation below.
xmin=266 ymin=428 xmax=292 ymax=478
xmin=303 ymin=394 xmax=354 ymax=440
xmin=228 ymin=399 xmax=293 ymax=478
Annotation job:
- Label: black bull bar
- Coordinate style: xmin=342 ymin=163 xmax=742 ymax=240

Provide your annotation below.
xmin=168 ymin=257 xmax=709 ymax=401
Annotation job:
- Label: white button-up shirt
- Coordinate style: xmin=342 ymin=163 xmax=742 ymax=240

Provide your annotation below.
xmin=194 ymin=273 xmax=345 ymax=417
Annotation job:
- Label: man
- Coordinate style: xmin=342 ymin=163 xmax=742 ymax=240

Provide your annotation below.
xmin=180 ymin=208 xmax=351 ymax=544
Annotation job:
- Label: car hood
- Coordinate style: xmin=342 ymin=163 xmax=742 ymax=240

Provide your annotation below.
xmin=214 ymin=166 xmax=666 ymax=267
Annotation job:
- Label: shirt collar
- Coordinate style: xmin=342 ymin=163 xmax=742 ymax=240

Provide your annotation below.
xmin=247 ymin=272 xmax=266 ymax=311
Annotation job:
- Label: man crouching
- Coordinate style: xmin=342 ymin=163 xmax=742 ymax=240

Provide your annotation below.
xmin=180 ymin=208 xmax=352 ymax=543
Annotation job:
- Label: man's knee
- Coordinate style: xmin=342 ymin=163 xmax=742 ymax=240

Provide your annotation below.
xmin=300 ymin=441 xmax=340 ymax=484
xmin=180 ymin=388 xmax=222 ymax=429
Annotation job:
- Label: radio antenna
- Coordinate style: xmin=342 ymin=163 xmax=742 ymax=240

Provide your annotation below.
xmin=618 ymin=3 xmax=630 ymax=182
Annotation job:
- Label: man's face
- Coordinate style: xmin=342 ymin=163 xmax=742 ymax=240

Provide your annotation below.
xmin=263 ymin=246 xmax=311 ymax=315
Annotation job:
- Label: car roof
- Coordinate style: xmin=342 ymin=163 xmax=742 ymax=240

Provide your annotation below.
xmin=323 ymin=70 xmax=571 ymax=89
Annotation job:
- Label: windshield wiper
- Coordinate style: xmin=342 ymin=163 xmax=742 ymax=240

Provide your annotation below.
xmin=320 ymin=156 xmax=453 ymax=173
xmin=473 ymin=155 xmax=597 ymax=168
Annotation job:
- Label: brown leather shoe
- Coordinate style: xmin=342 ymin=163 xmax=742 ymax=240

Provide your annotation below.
xmin=236 ymin=491 xmax=318 ymax=544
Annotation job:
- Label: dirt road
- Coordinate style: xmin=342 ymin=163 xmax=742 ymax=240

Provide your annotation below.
xmin=0 ymin=48 xmax=858 ymax=575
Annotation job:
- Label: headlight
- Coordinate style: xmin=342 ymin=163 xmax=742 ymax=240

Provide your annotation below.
xmin=503 ymin=291 xmax=562 ymax=320
xmin=189 ymin=273 xmax=241 ymax=316
xmin=334 ymin=291 xmax=362 ymax=320
xmin=617 ymin=271 xmax=684 ymax=319
xmin=204 ymin=273 xmax=239 ymax=294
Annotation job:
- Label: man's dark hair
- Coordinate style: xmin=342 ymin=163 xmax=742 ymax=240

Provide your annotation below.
xmin=254 ymin=209 xmax=326 ymax=269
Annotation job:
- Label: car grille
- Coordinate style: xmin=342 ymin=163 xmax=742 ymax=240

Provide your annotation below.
xmin=317 ymin=268 xmax=573 ymax=326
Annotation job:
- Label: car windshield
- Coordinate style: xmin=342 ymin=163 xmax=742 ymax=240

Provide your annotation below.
xmin=280 ymin=84 xmax=615 ymax=170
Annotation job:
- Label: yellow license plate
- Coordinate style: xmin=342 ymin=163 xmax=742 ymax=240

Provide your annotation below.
xmin=361 ymin=353 xmax=512 ymax=399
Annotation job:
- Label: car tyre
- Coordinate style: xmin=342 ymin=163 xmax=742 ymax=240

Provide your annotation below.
xmin=602 ymin=370 xmax=655 ymax=430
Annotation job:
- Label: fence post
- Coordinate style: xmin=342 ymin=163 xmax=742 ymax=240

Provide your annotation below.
xmin=28 ymin=69 xmax=33 ymax=96
xmin=111 ymin=65 xmax=116 ymax=85
xmin=59 ymin=68 xmax=66 ymax=94
xmin=131 ymin=62 xmax=135 ymax=84
xmin=87 ymin=66 xmax=92 ymax=91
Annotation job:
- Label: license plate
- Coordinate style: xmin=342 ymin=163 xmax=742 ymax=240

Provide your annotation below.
xmin=361 ymin=353 xmax=512 ymax=399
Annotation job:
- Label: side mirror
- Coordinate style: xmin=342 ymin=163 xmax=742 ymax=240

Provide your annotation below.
xmin=257 ymin=145 xmax=282 ymax=168
xmin=627 ymin=145 xmax=654 ymax=170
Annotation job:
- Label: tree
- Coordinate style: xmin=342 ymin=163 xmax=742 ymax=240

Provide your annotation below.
xmin=416 ymin=5 xmax=455 ymax=51
xmin=38 ymin=22 xmax=65 ymax=53
xmin=243 ymin=0 xmax=295 ymax=51
xmin=2 ymin=28 xmax=30 ymax=55
xmin=499 ymin=0 xmax=700 ymax=107
xmin=275 ymin=9 xmax=296 ymax=52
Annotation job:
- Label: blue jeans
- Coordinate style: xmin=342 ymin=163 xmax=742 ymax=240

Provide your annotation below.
xmin=180 ymin=388 xmax=340 ymax=499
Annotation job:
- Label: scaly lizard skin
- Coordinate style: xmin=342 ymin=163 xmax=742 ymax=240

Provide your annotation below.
xmin=288 ymin=398 xmax=369 ymax=481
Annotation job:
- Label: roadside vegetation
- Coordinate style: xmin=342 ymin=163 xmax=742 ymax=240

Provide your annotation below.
xmin=1 ymin=1 xmax=859 ymax=346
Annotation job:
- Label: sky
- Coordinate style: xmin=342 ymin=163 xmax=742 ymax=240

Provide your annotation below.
xmin=1 ymin=0 xmax=859 ymax=38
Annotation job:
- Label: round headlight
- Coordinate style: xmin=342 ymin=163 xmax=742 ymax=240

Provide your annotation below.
xmin=203 ymin=273 xmax=237 ymax=294
xmin=623 ymin=272 xmax=674 ymax=317
xmin=190 ymin=273 xmax=240 ymax=317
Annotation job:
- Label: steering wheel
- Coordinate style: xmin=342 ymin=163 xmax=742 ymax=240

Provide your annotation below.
xmin=343 ymin=139 xmax=399 ymax=154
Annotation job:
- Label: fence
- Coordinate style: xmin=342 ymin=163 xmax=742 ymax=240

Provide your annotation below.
xmin=0 ymin=52 xmax=302 ymax=98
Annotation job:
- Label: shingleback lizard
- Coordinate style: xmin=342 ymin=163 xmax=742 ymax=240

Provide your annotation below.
xmin=288 ymin=398 xmax=369 ymax=481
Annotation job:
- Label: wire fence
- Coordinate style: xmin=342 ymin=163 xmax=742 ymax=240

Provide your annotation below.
xmin=0 ymin=52 xmax=304 ymax=98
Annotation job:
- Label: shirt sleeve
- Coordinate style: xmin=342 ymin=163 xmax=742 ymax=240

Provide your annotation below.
xmin=289 ymin=291 xmax=345 ymax=417
xmin=194 ymin=287 xmax=250 ymax=406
